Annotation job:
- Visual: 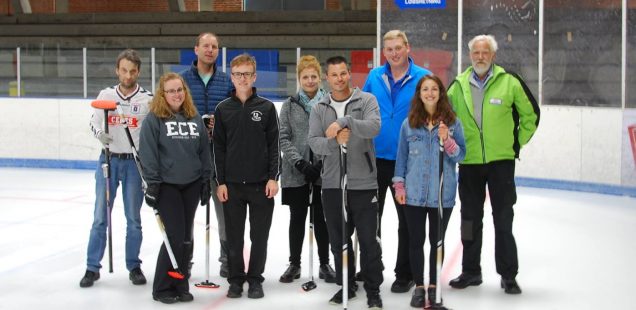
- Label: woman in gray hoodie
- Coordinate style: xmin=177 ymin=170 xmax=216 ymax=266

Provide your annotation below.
xmin=139 ymin=72 xmax=211 ymax=304
xmin=279 ymin=55 xmax=336 ymax=284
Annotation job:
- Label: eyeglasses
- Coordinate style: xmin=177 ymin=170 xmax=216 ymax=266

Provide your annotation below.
xmin=231 ymin=72 xmax=255 ymax=78
xmin=164 ymin=87 xmax=185 ymax=95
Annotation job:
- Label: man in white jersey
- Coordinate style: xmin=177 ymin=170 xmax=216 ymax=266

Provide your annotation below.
xmin=80 ymin=49 xmax=152 ymax=288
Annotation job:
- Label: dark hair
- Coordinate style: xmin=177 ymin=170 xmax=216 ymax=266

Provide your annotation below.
xmin=408 ymin=75 xmax=456 ymax=128
xmin=116 ymin=49 xmax=141 ymax=70
xmin=325 ymin=56 xmax=349 ymax=72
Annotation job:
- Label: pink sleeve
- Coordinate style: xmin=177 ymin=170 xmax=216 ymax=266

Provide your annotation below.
xmin=444 ymin=137 xmax=458 ymax=156
xmin=392 ymin=181 xmax=405 ymax=197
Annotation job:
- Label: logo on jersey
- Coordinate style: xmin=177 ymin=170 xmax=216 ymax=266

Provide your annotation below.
xmin=131 ymin=104 xmax=141 ymax=114
xmin=108 ymin=115 xmax=139 ymax=128
xmin=165 ymin=121 xmax=200 ymax=139
xmin=251 ymin=111 xmax=262 ymax=122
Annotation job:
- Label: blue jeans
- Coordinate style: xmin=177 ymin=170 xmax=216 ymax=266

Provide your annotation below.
xmin=86 ymin=153 xmax=144 ymax=272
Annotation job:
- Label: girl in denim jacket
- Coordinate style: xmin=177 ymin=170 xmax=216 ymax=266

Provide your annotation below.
xmin=392 ymin=75 xmax=466 ymax=308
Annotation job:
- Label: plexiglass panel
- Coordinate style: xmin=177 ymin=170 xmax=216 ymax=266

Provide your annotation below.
xmin=543 ymin=0 xmax=621 ymax=106
xmin=17 ymin=47 xmax=83 ymax=98
xmin=382 ymin=0 xmax=459 ymax=88
xmin=0 ymin=48 xmax=17 ymax=97
xmin=628 ymin=2 xmax=636 ymax=108
xmin=86 ymin=48 xmax=152 ymax=98
xmin=222 ymin=48 xmax=298 ymax=101
xmin=299 ymin=48 xmax=375 ymax=92
xmin=462 ymin=0 xmax=539 ymax=99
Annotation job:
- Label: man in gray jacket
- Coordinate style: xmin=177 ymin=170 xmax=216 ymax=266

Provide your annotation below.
xmin=308 ymin=56 xmax=384 ymax=309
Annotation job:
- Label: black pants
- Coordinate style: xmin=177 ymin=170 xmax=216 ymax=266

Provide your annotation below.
xmin=322 ymin=188 xmax=384 ymax=293
xmin=224 ymin=182 xmax=275 ymax=285
xmin=458 ymin=160 xmax=518 ymax=279
xmin=377 ymin=158 xmax=411 ymax=281
xmin=283 ymin=184 xmax=330 ymax=266
xmin=153 ymin=180 xmax=200 ymax=298
xmin=403 ymin=206 xmax=453 ymax=286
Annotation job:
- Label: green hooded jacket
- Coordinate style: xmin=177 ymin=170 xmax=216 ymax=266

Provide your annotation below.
xmin=448 ymin=65 xmax=540 ymax=164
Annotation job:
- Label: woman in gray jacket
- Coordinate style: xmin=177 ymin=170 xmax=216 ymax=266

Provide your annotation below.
xmin=278 ymin=55 xmax=336 ymax=284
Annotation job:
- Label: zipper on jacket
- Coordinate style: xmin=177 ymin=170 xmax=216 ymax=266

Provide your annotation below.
xmin=456 ymin=81 xmax=487 ymax=164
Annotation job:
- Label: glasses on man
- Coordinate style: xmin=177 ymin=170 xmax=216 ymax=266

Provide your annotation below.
xmin=231 ymin=72 xmax=255 ymax=78
xmin=164 ymin=87 xmax=185 ymax=95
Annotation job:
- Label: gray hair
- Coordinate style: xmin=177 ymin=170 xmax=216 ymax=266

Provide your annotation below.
xmin=468 ymin=35 xmax=498 ymax=53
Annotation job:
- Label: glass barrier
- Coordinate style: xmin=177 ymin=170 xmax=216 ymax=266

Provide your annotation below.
xmin=628 ymin=5 xmax=636 ymax=109
xmin=0 ymin=48 xmax=17 ymax=97
xmin=86 ymin=48 xmax=153 ymax=99
xmin=299 ymin=48 xmax=375 ymax=91
xmin=15 ymin=47 xmax=83 ymax=98
xmin=382 ymin=0 xmax=459 ymax=88
xmin=220 ymin=48 xmax=298 ymax=101
xmin=544 ymin=0 xmax=621 ymax=107
xmin=462 ymin=0 xmax=539 ymax=98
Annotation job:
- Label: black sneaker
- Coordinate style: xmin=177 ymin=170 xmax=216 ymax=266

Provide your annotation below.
xmin=428 ymin=286 xmax=443 ymax=306
xmin=390 ymin=278 xmax=414 ymax=293
xmin=329 ymin=288 xmax=357 ymax=305
xmin=354 ymin=271 xmax=364 ymax=282
xmin=153 ymin=295 xmax=178 ymax=304
xmin=129 ymin=267 xmax=146 ymax=285
xmin=248 ymin=282 xmax=264 ymax=299
xmin=177 ymin=291 xmax=194 ymax=302
xmin=410 ymin=286 xmax=425 ymax=308
xmin=319 ymin=264 xmax=337 ymax=283
xmin=449 ymin=273 xmax=482 ymax=289
xmin=220 ymin=262 xmax=228 ymax=278
xmin=279 ymin=264 xmax=301 ymax=283
xmin=367 ymin=292 xmax=383 ymax=309
xmin=501 ymin=278 xmax=522 ymax=294
xmin=79 ymin=270 xmax=100 ymax=288
xmin=227 ymin=283 xmax=243 ymax=298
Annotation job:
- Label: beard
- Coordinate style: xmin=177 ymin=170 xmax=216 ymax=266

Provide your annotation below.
xmin=472 ymin=62 xmax=491 ymax=76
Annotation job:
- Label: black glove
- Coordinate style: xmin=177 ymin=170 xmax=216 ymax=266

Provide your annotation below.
xmin=200 ymin=179 xmax=211 ymax=205
xmin=145 ymin=183 xmax=160 ymax=208
xmin=295 ymin=159 xmax=321 ymax=184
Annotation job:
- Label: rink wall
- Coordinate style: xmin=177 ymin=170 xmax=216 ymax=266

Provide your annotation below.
xmin=0 ymin=98 xmax=635 ymax=196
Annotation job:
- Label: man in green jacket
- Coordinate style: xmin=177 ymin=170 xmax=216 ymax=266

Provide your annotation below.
xmin=447 ymin=35 xmax=539 ymax=295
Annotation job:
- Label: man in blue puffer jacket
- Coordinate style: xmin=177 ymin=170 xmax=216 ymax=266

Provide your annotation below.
xmin=180 ymin=32 xmax=233 ymax=279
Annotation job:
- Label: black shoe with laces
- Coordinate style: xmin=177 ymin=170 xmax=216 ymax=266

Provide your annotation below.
xmin=329 ymin=287 xmax=357 ymax=305
xmin=153 ymin=295 xmax=179 ymax=304
xmin=79 ymin=270 xmax=100 ymax=288
xmin=354 ymin=271 xmax=364 ymax=282
xmin=367 ymin=292 xmax=383 ymax=309
xmin=177 ymin=292 xmax=194 ymax=302
xmin=319 ymin=264 xmax=337 ymax=283
xmin=129 ymin=267 xmax=146 ymax=285
xmin=279 ymin=264 xmax=301 ymax=283
xmin=501 ymin=278 xmax=522 ymax=294
xmin=428 ymin=286 xmax=443 ymax=306
xmin=449 ymin=273 xmax=482 ymax=289
xmin=410 ymin=287 xmax=425 ymax=308
xmin=390 ymin=278 xmax=414 ymax=293
xmin=227 ymin=283 xmax=243 ymax=298
xmin=248 ymin=282 xmax=264 ymax=299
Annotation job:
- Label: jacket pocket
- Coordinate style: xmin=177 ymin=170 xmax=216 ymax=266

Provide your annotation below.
xmin=364 ymin=152 xmax=374 ymax=173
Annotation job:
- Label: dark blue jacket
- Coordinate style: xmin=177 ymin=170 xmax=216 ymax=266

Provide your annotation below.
xmin=180 ymin=61 xmax=233 ymax=115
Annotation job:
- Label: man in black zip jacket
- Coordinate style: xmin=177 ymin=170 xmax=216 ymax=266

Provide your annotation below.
xmin=213 ymin=54 xmax=280 ymax=300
